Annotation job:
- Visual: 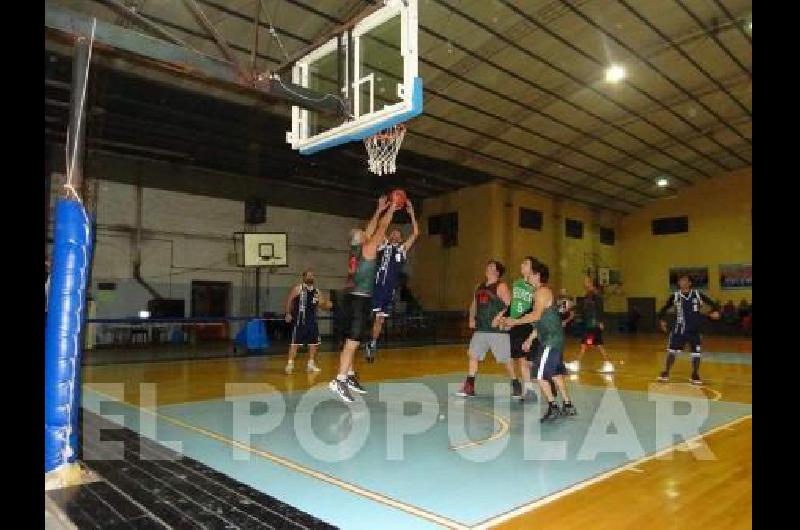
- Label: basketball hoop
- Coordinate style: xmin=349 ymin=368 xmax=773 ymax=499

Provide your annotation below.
xmin=364 ymin=124 xmax=406 ymax=176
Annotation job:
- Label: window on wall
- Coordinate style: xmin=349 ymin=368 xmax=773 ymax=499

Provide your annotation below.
xmin=652 ymin=216 xmax=689 ymax=235
xmin=519 ymin=207 xmax=543 ymax=230
xmin=191 ymin=281 xmax=231 ymax=318
xmin=428 ymin=215 xmax=442 ymax=235
xmin=441 ymin=212 xmax=458 ymax=247
xmin=600 ymin=227 xmax=615 ymax=245
xmin=565 ymin=218 xmax=583 ymax=239
xmin=429 ymin=212 xmax=458 ymax=247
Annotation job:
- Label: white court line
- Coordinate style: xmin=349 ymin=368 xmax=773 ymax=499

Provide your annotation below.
xmin=85 ymin=386 xmax=471 ymax=530
xmin=470 ymin=413 xmax=752 ymax=530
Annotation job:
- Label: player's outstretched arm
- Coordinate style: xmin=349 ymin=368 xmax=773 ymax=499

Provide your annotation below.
xmin=365 ymin=195 xmax=389 ymax=237
xmin=364 ymin=201 xmax=398 ymax=258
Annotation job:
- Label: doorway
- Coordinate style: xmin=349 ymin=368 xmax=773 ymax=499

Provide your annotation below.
xmin=191 ymin=281 xmax=231 ymax=318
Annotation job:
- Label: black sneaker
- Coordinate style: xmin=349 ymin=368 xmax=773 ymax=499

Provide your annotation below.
xmin=690 ymin=374 xmax=703 ymax=386
xmin=657 ymin=371 xmax=669 ymax=383
xmin=540 ymin=402 xmax=561 ymax=423
xmin=346 ymin=374 xmax=368 ymax=394
xmin=329 ymin=379 xmax=354 ymax=403
xmin=561 ymin=402 xmax=577 ymax=416
xmin=365 ymin=341 xmax=376 ymax=363
xmin=511 ymin=380 xmax=523 ymax=400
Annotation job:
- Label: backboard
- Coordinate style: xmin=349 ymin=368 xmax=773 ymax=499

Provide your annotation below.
xmin=285 ymin=0 xmax=422 ymax=156
xmin=234 ymin=232 xmax=288 ymax=267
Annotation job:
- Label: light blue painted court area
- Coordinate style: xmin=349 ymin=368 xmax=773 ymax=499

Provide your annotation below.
xmin=83 ymin=375 xmax=752 ymax=529
xmin=702 ymin=351 xmax=753 ymax=365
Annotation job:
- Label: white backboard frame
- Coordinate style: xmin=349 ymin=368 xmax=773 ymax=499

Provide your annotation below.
xmin=286 ymin=0 xmax=421 ymax=155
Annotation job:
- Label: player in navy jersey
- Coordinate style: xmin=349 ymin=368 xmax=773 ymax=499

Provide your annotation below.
xmin=657 ymin=274 xmax=721 ymax=385
xmin=284 ymin=270 xmax=332 ymax=374
xmin=365 ymin=200 xmax=419 ymax=362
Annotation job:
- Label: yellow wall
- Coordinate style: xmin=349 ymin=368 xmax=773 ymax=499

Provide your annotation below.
xmin=411 ymin=181 xmax=622 ymax=311
xmin=410 ymin=168 xmax=751 ymax=312
xmin=411 ymin=182 xmax=502 ymax=310
xmin=619 ymin=168 xmax=752 ymax=305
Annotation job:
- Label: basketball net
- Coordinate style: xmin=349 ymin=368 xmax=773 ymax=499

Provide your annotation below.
xmin=364 ymin=124 xmax=406 ymax=176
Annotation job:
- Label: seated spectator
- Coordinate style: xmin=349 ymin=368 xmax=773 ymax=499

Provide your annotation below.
xmin=722 ymin=300 xmax=737 ymax=324
xmin=741 ymin=310 xmax=752 ymax=334
xmin=738 ymin=299 xmax=751 ymax=320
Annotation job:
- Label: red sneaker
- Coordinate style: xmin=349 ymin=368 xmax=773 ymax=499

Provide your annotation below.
xmin=455 ymin=379 xmax=475 ymax=397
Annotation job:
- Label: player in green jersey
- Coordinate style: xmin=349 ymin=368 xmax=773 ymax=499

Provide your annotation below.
xmin=494 ymin=256 xmax=538 ymax=401
xmin=502 ymin=260 xmax=577 ymax=422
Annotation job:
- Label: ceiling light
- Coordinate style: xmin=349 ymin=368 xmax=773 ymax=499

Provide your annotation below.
xmin=656 ymin=177 xmax=669 ymax=188
xmin=605 ymin=64 xmax=626 ymax=83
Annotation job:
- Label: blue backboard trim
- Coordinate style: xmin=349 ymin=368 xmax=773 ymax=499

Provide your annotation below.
xmin=299 ymin=77 xmax=423 ymax=155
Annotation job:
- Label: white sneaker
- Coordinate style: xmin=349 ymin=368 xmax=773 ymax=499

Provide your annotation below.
xmin=600 ymin=361 xmax=615 ymax=373
xmin=307 ymin=362 xmax=321 ymax=373
xmin=565 ymin=360 xmax=580 ymax=372
xmin=285 ymin=362 xmax=294 ymax=374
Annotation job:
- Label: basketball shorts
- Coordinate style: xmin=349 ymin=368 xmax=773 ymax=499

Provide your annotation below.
xmin=668 ymin=329 xmax=702 ymax=357
xmin=290 ymin=321 xmax=320 ymax=346
xmin=510 ymin=324 xmax=535 ymax=359
xmin=468 ymin=332 xmax=510 ymax=363
xmin=341 ymin=293 xmax=373 ymax=342
xmin=582 ymin=326 xmax=604 ymax=346
xmin=371 ymin=284 xmax=395 ymax=318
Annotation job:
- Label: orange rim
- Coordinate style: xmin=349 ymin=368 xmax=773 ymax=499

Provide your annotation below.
xmin=370 ymin=123 xmax=406 ymax=142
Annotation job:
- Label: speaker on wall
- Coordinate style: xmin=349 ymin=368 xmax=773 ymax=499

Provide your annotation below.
xmin=245 ymin=198 xmax=266 ymax=224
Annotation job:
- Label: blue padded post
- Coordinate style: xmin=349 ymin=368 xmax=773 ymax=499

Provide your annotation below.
xmin=45 ymin=199 xmax=93 ymax=473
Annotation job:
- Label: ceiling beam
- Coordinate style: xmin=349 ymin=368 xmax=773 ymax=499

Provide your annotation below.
xmin=430 ymin=0 xmax=730 ymax=175
xmin=182 ymin=0 xmax=253 ymax=82
xmin=45 ymin=3 xmax=339 ymax=114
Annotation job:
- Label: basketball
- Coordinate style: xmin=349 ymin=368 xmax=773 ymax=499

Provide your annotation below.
xmin=390 ymin=189 xmax=407 ymax=209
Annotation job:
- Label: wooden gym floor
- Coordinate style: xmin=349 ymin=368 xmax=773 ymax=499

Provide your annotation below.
xmin=82 ymin=333 xmax=752 ymax=529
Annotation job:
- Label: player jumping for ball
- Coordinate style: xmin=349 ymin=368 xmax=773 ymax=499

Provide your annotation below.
xmin=657 ymin=273 xmax=721 ymax=385
xmin=329 ymin=196 xmax=398 ymax=403
xmin=365 ymin=200 xmax=419 ymax=362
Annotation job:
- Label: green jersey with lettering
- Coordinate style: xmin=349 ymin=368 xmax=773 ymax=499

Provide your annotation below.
xmin=346 ymin=244 xmax=377 ymax=297
xmin=509 ymin=278 xmax=535 ymax=318
xmin=475 ymin=282 xmax=508 ymax=332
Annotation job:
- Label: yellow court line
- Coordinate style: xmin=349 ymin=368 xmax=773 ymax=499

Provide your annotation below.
xmin=646 ymin=381 xmax=722 ymax=402
xmin=86 ymin=387 xmax=470 ymax=530
xmin=470 ymin=413 xmax=752 ymax=530
xmin=449 ymin=406 xmax=510 ymax=451
xmin=586 ymin=371 xmax=740 ymax=401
